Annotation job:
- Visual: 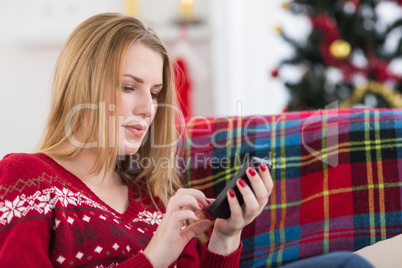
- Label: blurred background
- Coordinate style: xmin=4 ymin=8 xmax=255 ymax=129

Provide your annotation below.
xmin=0 ymin=0 xmax=401 ymax=158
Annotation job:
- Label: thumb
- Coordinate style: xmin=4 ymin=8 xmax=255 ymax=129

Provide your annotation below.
xmin=180 ymin=220 xmax=211 ymax=243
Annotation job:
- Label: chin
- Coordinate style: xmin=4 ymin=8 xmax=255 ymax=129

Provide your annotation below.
xmin=118 ymin=146 xmax=140 ymax=156
xmin=117 ymin=134 xmax=145 ymax=156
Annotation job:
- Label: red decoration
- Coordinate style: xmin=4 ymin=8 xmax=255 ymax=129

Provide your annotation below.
xmin=349 ymin=0 xmax=361 ymax=9
xmin=367 ymin=50 xmax=402 ymax=83
xmin=174 ymin=58 xmax=192 ymax=118
xmin=390 ymin=0 xmax=402 ymax=5
xmin=310 ymin=14 xmax=402 ymax=84
xmin=271 ymin=68 xmax=279 ymax=78
xmin=310 ymin=14 xmax=362 ymax=82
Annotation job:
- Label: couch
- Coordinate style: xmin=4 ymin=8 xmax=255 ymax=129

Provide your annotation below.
xmin=180 ymin=108 xmax=402 ymax=267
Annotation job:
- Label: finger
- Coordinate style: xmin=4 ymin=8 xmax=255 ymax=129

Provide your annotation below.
xmin=227 ymin=189 xmax=243 ymax=220
xmin=180 ymin=220 xmax=211 ymax=243
xmin=237 ymin=178 xmax=260 ymax=218
xmin=167 ymin=210 xmax=202 ymax=230
xmin=247 ymin=167 xmax=270 ymax=207
xmin=206 ymin=198 xmax=215 ymax=206
xmin=166 ymin=195 xmax=203 ymax=215
xmin=258 ymin=163 xmax=274 ymax=196
xmin=175 ymin=188 xmax=210 ymax=208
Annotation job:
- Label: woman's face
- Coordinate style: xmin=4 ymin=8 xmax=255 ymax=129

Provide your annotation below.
xmin=117 ymin=43 xmax=163 ymax=155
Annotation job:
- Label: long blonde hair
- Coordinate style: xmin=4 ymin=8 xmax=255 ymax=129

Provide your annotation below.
xmin=38 ymin=13 xmax=183 ymax=206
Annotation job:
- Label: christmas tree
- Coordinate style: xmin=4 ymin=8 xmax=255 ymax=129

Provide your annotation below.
xmin=274 ymin=0 xmax=402 ymax=111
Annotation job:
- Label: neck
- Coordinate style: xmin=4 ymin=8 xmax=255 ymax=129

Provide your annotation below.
xmin=49 ymin=143 xmax=122 ymax=187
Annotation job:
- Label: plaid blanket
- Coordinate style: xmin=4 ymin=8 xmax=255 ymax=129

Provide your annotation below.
xmin=180 ymin=108 xmax=402 ymax=267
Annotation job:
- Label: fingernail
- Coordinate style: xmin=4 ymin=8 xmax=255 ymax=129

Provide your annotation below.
xmin=198 ymin=201 xmax=203 ymax=209
xmin=249 ymin=168 xmax=256 ymax=176
xmin=195 ymin=213 xmax=201 ymax=219
xmin=260 ymin=163 xmax=267 ymax=172
xmin=205 ymin=198 xmax=210 ymax=205
xmin=229 ymin=189 xmax=235 ymax=198
xmin=238 ymin=178 xmax=247 ymax=188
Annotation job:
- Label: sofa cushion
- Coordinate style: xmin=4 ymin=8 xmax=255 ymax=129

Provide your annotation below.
xmin=180 ymin=108 xmax=402 ymax=267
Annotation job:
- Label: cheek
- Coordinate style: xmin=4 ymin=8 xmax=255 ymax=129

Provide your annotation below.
xmin=119 ymin=96 xmax=131 ymax=116
xmin=151 ymin=102 xmax=158 ymax=120
xmin=153 ymin=101 xmax=158 ymax=112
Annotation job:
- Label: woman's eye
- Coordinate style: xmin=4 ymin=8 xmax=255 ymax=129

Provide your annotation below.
xmin=151 ymin=92 xmax=159 ymax=99
xmin=123 ymin=85 xmax=134 ymax=92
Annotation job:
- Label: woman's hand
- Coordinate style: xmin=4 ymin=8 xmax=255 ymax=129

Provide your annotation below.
xmin=208 ymin=162 xmax=274 ymax=255
xmin=143 ymin=188 xmax=212 ymax=268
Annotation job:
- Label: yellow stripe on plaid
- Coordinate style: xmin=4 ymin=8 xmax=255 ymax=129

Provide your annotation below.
xmin=267 ymin=115 xmax=279 ymax=268
xmin=374 ymin=111 xmax=387 ymax=240
xmin=278 ymin=114 xmax=288 ymax=266
xmin=264 ymin=182 xmax=402 ymax=210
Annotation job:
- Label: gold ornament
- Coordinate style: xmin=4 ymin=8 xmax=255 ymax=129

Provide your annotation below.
xmin=339 ymin=81 xmax=402 ymax=108
xmin=282 ymin=2 xmax=291 ymax=9
xmin=329 ymin=39 xmax=351 ymax=60
xmin=274 ymin=25 xmax=283 ymax=34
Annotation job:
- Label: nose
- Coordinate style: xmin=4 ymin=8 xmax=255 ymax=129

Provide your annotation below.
xmin=133 ymin=91 xmax=155 ymax=118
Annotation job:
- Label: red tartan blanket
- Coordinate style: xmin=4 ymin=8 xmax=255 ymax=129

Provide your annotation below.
xmin=180 ymin=108 xmax=402 ymax=267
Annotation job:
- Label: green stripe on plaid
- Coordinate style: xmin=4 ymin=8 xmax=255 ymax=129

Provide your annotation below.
xmin=181 ymin=108 xmax=402 ymax=267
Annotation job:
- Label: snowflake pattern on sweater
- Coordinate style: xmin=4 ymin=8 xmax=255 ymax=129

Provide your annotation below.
xmin=0 ymin=153 xmax=242 ymax=268
xmin=0 ymin=183 xmax=161 ymax=267
xmin=0 ymin=187 xmax=118 ymax=225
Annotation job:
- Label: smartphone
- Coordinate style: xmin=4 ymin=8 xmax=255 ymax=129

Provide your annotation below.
xmin=208 ymin=156 xmax=272 ymax=219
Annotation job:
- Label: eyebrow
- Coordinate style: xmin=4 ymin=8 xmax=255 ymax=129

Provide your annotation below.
xmin=123 ymin=74 xmax=163 ymax=88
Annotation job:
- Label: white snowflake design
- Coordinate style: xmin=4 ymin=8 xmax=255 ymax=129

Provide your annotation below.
xmin=0 ymin=196 xmax=26 ymax=224
xmin=0 ymin=187 xmax=118 ymax=225
xmin=132 ymin=211 xmax=164 ymax=225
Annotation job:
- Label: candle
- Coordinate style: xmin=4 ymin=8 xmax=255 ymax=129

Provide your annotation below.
xmin=125 ymin=0 xmax=139 ymax=17
xmin=180 ymin=0 xmax=194 ymax=18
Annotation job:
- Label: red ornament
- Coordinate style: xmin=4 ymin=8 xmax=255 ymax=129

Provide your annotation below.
xmin=271 ymin=68 xmax=279 ymax=78
xmin=393 ymin=0 xmax=402 ymax=6
xmin=349 ymin=0 xmax=361 ymax=9
xmin=309 ymin=14 xmax=366 ymax=83
xmin=342 ymin=0 xmax=361 ymax=9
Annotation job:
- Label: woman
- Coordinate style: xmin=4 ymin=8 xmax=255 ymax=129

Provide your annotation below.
xmin=0 ymin=13 xmax=273 ymax=267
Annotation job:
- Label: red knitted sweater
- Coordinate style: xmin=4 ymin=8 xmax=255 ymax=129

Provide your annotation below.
xmin=0 ymin=153 xmax=242 ymax=267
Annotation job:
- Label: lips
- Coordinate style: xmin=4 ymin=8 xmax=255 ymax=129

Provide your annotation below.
xmin=124 ymin=124 xmax=146 ymax=137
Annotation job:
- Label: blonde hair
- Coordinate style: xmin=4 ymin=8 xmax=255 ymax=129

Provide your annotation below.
xmin=38 ymin=13 xmax=183 ymax=206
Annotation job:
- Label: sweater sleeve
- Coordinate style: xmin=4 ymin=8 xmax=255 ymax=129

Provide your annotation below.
xmin=110 ymin=251 xmax=154 ymax=267
xmin=177 ymin=238 xmax=243 ymax=268
xmin=200 ymin=240 xmax=242 ymax=267
xmin=0 ymin=159 xmax=54 ymax=267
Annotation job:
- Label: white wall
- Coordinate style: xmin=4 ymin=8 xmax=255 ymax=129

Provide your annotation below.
xmin=0 ymin=0 xmax=300 ymax=159
xmin=0 ymin=0 xmax=124 ymax=158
